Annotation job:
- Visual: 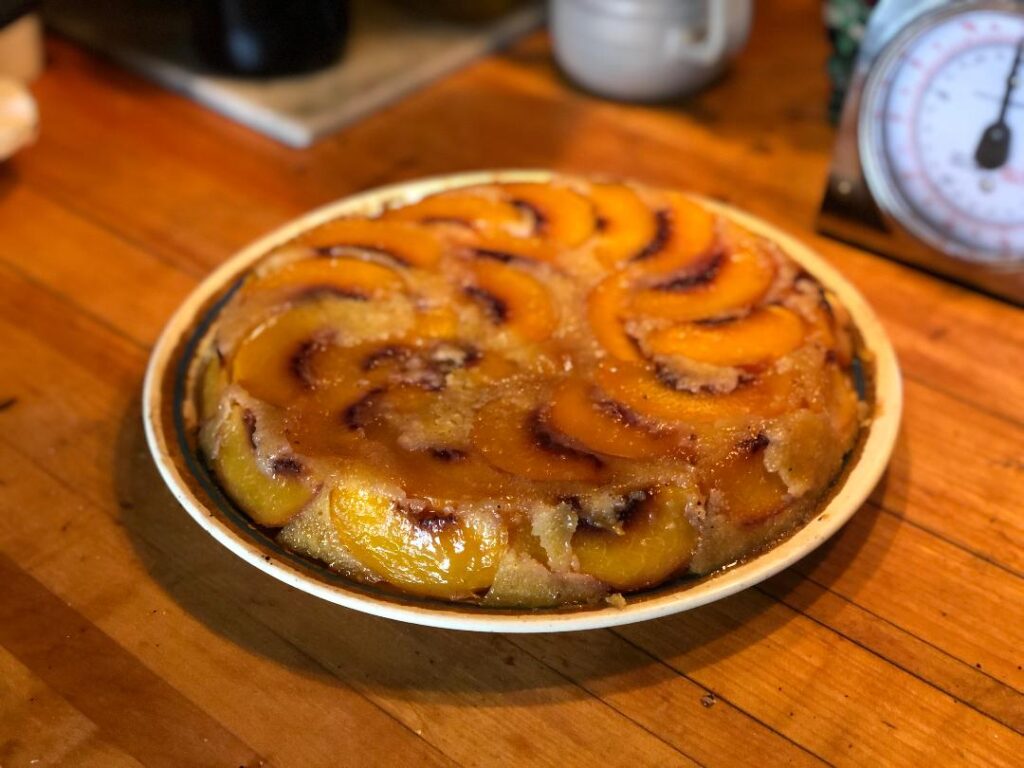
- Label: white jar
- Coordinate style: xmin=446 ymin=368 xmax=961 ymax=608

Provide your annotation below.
xmin=551 ymin=0 xmax=753 ymax=101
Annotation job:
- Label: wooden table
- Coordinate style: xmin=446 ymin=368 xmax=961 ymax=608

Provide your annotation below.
xmin=1 ymin=2 xmax=1021 ymax=765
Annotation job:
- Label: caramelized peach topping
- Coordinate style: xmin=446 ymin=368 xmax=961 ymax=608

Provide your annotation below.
xmin=573 ymin=487 xmax=697 ymax=591
xmin=589 ymin=182 xmax=659 ymax=266
xmin=329 ymin=485 xmax=507 ymax=599
xmin=465 ymin=260 xmax=557 ymax=342
xmin=293 ymin=219 xmax=444 ymax=268
xmin=196 ymin=177 xmax=866 ymax=607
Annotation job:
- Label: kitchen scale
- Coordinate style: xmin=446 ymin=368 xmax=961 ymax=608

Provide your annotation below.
xmin=819 ymin=0 xmax=1024 ymax=304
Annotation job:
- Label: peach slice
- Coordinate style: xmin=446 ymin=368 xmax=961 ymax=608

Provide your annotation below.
xmin=545 ymin=378 xmax=682 ymax=459
xmin=572 ymin=486 xmax=696 ymax=591
xmin=595 ymin=360 xmax=791 ymax=425
xmin=300 ymin=343 xmax=405 ymax=418
xmin=587 ymin=274 xmax=642 ymax=361
xmin=383 ymin=191 xmax=525 ymax=233
xmin=707 ymin=434 xmax=790 ymax=525
xmin=293 ymin=219 xmax=443 ymax=268
xmin=473 ymin=398 xmax=604 ymax=482
xmin=211 ymin=404 xmax=313 ymax=527
xmin=324 ymin=341 xmax=486 ymax=421
xmin=463 ymin=231 xmax=560 ymax=264
xmin=631 ymin=193 xmax=717 ymax=274
xmin=497 ymin=182 xmax=597 ymax=247
xmin=231 ymin=302 xmax=352 ymax=407
xmin=589 ymin=182 xmax=658 ymax=266
xmin=466 ymin=260 xmax=557 ymax=342
xmin=631 ymin=246 xmax=775 ymax=322
xmin=329 ymin=485 xmax=507 ymax=599
xmin=244 ymin=256 xmax=403 ymax=299
xmin=232 ymin=305 xmax=338 ymax=407
xmin=644 ymin=306 xmax=806 ymax=367
xmin=232 ymin=296 xmax=414 ymax=408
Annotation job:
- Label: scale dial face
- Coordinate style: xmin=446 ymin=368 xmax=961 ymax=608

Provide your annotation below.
xmin=860 ymin=4 xmax=1024 ymax=265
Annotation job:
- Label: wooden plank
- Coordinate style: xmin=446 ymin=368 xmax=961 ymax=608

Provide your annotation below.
xmin=792 ymin=505 xmax=1024 ymax=691
xmin=0 ymin=645 xmax=146 ymax=768
xmin=0 ymin=185 xmax=197 ymax=346
xmin=0 ymin=269 xmax=141 ymax=509
xmin=17 ymin=41 xmax=314 ymax=274
xmin=616 ymin=590 xmax=1024 ymax=768
xmin=509 ymin=631 xmax=827 ymax=768
xmin=871 ymin=378 xmax=1024 ymax=575
xmin=762 ymin=570 xmax=1023 ymax=734
xmin=0 ymin=552 xmax=266 ymax=768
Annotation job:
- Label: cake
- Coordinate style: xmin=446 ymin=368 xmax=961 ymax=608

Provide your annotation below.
xmin=191 ymin=176 xmax=868 ymax=607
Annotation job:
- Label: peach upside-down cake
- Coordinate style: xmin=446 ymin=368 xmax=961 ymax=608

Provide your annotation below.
xmin=191 ymin=177 xmax=869 ymax=607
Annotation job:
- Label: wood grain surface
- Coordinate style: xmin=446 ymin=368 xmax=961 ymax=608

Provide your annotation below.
xmin=1 ymin=2 xmax=1022 ymax=765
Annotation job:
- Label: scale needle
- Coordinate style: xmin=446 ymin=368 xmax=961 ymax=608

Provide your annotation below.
xmin=974 ymin=37 xmax=1024 ymax=170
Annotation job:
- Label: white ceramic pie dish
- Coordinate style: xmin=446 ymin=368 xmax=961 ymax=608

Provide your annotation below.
xmin=142 ymin=170 xmax=902 ymax=633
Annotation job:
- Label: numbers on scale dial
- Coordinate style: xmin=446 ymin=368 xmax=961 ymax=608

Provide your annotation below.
xmin=864 ymin=9 xmax=1024 ymax=263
